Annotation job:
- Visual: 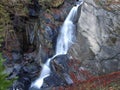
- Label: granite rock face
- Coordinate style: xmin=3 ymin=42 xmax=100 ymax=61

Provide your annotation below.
xmin=69 ymin=0 xmax=120 ymax=75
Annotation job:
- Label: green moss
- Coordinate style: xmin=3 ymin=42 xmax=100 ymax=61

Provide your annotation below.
xmin=51 ymin=0 xmax=64 ymax=8
xmin=0 ymin=53 xmax=15 ymax=90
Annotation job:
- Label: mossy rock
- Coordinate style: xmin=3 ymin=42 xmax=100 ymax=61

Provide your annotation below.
xmin=0 ymin=0 xmax=29 ymax=16
xmin=51 ymin=0 xmax=64 ymax=8
xmin=38 ymin=0 xmax=64 ymax=8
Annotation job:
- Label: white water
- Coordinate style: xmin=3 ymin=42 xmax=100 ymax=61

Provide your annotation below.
xmin=56 ymin=5 xmax=80 ymax=55
xmin=30 ymin=1 xmax=83 ymax=89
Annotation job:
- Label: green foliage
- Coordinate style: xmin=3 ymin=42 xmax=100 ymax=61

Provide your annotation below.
xmin=0 ymin=54 xmax=15 ymax=90
xmin=0 ymin=2 xmax=17 ymax=48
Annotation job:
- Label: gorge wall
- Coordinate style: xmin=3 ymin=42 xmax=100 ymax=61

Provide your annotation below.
xmin=69 ymin=0 xmax=120 ymax=75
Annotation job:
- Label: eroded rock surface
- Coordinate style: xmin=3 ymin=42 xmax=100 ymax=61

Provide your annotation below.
xmin=69 ymin=0 xmax=120 ymax=75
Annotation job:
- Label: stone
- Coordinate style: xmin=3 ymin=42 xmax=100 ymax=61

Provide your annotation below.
xmin=63 ymin=73 xmax=73 ymax=85
xmin=51 ymin=55 xmax=69 ymax=73
xmin=69 ymin=0 xmax=120 ymax=75
xmin=44 ymin=73 xmax=66 ymax=87
xmin=39 ymin=55 xmax=73 ymax=89
xmin=101 ymin=59 xmax=119 ymax=74
xmin=29 ymin=8 xmax=38 ymax=17
xmin=28 ymin=0 xmax=40 ymax=17
xmin=44 ymin=26 xmax=54 ymax=41
xmin=10 ymin=62 xmax=40 ymax=90
xmin=12 ymin=51 xmax=22 ymax=62
xmin=29 ymin=87 xmax=40 ymax=90
xmin=53 ymin=14 xmax=61 ymax=21
xmin=10 ymin=81 xmax=24 ymax=90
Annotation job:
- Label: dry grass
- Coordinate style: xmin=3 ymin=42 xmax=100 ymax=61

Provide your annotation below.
xmin=72 ymin=72 xmax=120 ymax=90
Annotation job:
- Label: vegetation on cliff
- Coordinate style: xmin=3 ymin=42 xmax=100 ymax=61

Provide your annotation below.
xmin=0 ymin=4 xmax=9 ymax=47
xmin=0 ymin=54 xmax=15 ymax=90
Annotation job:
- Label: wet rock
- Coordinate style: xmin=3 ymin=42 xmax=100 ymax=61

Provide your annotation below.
xmin=44 ymin=73 xmax=66 ymax=87
xmin=72 ymin=0 xmax=83 ymax=24
xmin=44 ymin=26 xmax=54 ymax=41
xmin=53 ymin=14 xmax=61 ymax=21
xmin=29 ymin=7 xmax=39 ymax=17
xmin=51 ymin=55 xmax=69 ymax=73
xmin=63 ymin=73 xmax=73 ymax=85
xmin=29 ymin=87 xmax=40 ymax=90
xmin=23 ymin=52 xmax=36 ymax=61
xmin=18 ymin=77 xmax=31 ymax=90
xmin=10 ymin=81 xmax=25 ymax=90
xmin=10 ymin=76 xmax=31 ymax=90
xmin=19 ymin=63 xmax=40 ymax=79
xmin=12 ymin=51 xmax=22 ymax=62
xmin=8 ymin=64 xmax=21 ymax=78
xmin=37 ymin=55 xmax=73 ymax=89
xmin=10 ymin=62 xmax=40 ymax=90
xmin=28 ymin=0 xmax=40 ymax=17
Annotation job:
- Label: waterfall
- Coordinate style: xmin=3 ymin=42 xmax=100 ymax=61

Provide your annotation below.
xmin=56 ymin=5 xmax=80 ymax=55
xmin=30 ymin=1 xmax=83 ymax=89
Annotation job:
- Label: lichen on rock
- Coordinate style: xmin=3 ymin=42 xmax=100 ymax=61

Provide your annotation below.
xmin=38 ymin=0 xmax=64 ymax=8
xmin=51 ymin=0 xmax=64 ymax=7
xmin=94 ymin=0 xmax=120 ymax=14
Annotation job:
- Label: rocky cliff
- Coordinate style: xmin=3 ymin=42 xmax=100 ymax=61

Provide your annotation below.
xmin=69 ymin=0 xmax=120 ymax=75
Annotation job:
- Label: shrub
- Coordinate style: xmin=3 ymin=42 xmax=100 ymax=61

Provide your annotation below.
xmin=0 ymin=53 xmax=15 ymax=90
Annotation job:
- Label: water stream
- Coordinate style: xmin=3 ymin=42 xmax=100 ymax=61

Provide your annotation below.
xmin=30 ymin=0 xmax=83 ymax=89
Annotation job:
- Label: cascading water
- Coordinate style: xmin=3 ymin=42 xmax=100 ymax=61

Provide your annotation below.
xmin=30 ymin=0 xmax=83 ymax=89
xmin=56 ymin=4 xmax=80 ymax=55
